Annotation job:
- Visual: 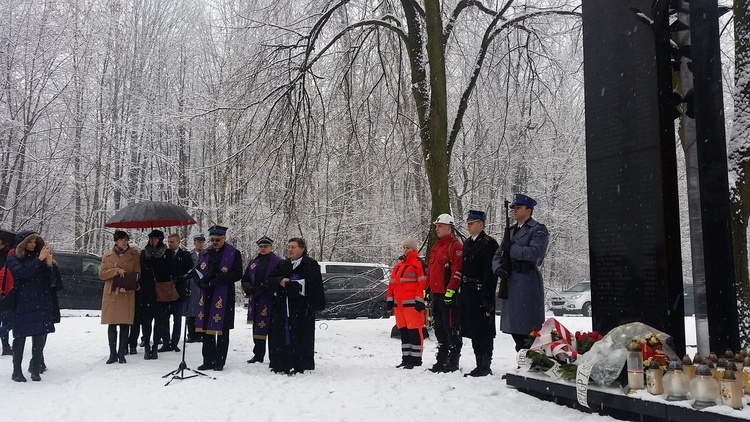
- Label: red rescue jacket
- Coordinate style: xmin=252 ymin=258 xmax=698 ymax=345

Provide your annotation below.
xmin=427 ymin=235 xmax=462 ymax=294
xmin=387 ymin=250 xmax=427 ymax=307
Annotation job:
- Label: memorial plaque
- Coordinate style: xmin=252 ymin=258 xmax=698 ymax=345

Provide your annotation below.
xmin=582 ymin=0 xmax=686 ymax=354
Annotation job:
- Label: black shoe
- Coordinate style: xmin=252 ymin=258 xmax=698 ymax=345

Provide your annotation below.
xmin=185 ymin=338 xmax=197 ymax=343
xmin=272 ymin=368 xmax=291 ymax=375
xmin=173 ymin=346 xmax=180 ymax=353
xmin=12 ymin=372 xmax=26 ymax=382
xmin=118 ymin=355 xmax=127 ymax=364
xmin=139 ymin=340 xmax=145 ymax=348
xmin=214 ymin=365 xmax=224 ymax=371
xmin=30 ymin=371 xmax=41 ymax=381
xmin=151 ymin=348 xmax=158 ymax=360
xmin=39 ymin=361 xmax=47 ymax=374
xmin=129 ymin=345 xmax=138 ymax=355
xmin=106 ymin=353 xmax=117 ymax=364
xmin=292 ymin=369 xmax=305 ymax=375
xmin=428 ymin=362 xmax=446 ymax=373
xmin=465 ymin=367 xmax=492 ymax=377
xmin=247 ymin=356 xmax=264 ymax=364
xmin=1 ymin=345 xmax=11 ymax=356
xmin=197 ymin=363 xmax=213 ymax=371
xmin=396 ymin=360 xmax=408 ymax=368
xmin=144 ymin=346 xmax=152 ymax=360
xmin=157 ymin=345 xmax=172 ymax=353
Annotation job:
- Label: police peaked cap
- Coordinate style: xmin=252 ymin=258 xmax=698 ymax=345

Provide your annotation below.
xmin=510 ymin=194 xmax=537 ymax=210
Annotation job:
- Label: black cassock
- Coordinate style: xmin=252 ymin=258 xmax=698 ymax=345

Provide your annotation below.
xmin=268 ymin=256 xmax=326 ymax=372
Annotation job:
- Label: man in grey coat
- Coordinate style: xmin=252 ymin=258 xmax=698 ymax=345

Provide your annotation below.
xmin=492 ymin=194 xmax=549 ymax=352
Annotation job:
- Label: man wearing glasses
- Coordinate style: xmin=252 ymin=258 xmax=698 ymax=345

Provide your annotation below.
xmin=241 ymin=236 xmax=282 ymax=364
xmin=195 ymin=225 xmax=243 ymax=371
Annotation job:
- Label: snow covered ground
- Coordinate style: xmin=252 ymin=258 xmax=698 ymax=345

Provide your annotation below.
xmin=0 ymin=312 xmax=738 ymax=421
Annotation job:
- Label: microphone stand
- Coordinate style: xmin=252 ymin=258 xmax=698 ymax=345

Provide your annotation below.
xmin=162 ymin=275 xmax=214 ymax=386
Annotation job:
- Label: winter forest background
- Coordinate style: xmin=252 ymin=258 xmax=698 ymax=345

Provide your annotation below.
xmin=0 ymin=1 xmax=740 ymax=301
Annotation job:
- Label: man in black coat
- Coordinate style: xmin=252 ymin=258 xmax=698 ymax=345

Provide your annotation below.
xmin=195 ymin=226 xmax=243 ymax=371
xmin=268 ymin=237 xmax=326 ymax=374
xmin=459 ymin=210 xmax=499 ymax=377
xmin=159 ymin=233 xmax=195 ymax=352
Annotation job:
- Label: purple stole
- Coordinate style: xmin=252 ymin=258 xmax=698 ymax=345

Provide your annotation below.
xmin=246 ymin=253 xmax=281 ymax=339
xmin=195 ymin=244 xmax=237 ymax=335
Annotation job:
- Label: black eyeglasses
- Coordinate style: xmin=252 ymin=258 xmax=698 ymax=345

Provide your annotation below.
xmin=209 ymin=237 xmax=224 ymax=243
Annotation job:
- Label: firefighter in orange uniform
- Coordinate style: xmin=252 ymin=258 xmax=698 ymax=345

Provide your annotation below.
xmin=386 ymin=238 xmax=427 ymax=369
xmin=427 ymin=213 xmax=463 ymax=373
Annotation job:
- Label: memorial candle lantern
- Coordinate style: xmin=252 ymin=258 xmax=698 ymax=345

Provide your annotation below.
xmin=704 ymin=358 xmax=718 ymax=380
xmin=734 ymin=353 xmax=745 ymax=376
xmin=627 ymin=339 xmax=644 ymax=393
xmin=690 ymin=364 xmax=720 ymax=410
xmin=720 ymin=368 xmax=744 ymax=410
xmin=645 ymin=359 xmax=664 ymax=395
xmin=716 ymin=357 xmax=727 ymax=382
xmin=663 ymin=360 xmax=689 ymax=401
xmin=743 ymin=356 xmax=750 ymax=395
xmin=682 ymin=355 xmax=696 ymax=379
xmin=709 ymin=352 xmax=718 ymax=365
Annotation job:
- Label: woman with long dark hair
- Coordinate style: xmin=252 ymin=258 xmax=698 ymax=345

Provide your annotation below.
xmin=139 ymin=229 xmax=174 ymax=360
xmin=5 ymin=230 xmax=58 ymax=382
xmin=99 ymin=230 xmax=140 ymax=364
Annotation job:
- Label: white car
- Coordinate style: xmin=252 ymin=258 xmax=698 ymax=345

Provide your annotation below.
xmin=548 ymin=281 xmax=591 ymax=317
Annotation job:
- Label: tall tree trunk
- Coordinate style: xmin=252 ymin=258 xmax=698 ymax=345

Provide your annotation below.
xmin=730 ymin=0 xmax=750 ymax=347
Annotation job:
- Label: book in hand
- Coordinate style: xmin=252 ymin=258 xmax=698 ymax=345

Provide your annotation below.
xmin=112 ymin=272 xmax=139 ymax=291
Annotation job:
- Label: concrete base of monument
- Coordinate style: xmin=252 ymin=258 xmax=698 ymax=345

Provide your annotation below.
xmin=504 ymin=371 xmax=748 ymax=422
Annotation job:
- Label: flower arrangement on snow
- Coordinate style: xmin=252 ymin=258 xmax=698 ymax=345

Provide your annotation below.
xmin=518 ymin=319 xmax=678 ymax=385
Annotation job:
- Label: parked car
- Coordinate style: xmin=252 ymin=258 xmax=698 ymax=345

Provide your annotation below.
xmin=549 ymin=281 xmax=591 ymax=317
xmin=53 ymin=251 xmax=103 ymax=310
xmin=319 ymin=273 xmax=389 ymax=319
xmin=319 ymin=261 xmax=390 ymax=281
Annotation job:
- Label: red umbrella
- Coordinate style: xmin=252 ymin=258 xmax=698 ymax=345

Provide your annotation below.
xmin=105 ymin=201 xmax=196 ymax=229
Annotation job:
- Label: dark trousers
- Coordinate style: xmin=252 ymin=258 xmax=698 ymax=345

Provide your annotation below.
xmin=0 ymin=312 xmax=11 ymax=347
xmin=186 ymin=316 xmax=202 ymax=341
xmin=13 ymin=334 xmax=46 ymax=373
xmin=432 ymin=294 xmax=462 ymax=353
xmin=159 ymin=301 xmax=184 ymax=347
xmin=511 ymin=333 xmax=527 ymax=352
xmin=470 ymin=336 xmax=494 ymax=357
xmin=202 ymin=328 xmax=230 ymax=367
xmin=253 ymin=338 xmax=266 ymax=359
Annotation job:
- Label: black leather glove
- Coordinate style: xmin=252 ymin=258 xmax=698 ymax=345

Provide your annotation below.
xmin=386 ymin=301 xmax=394 ymax=312
xmin=415 ymin=301 xmax=425 ymax=312
xmin=184 ymin=286 xmax=192 ymax=297
xmin=199 ymin=279 xmax=209 ymax=289
xmin=494 ymin=267 xmax=508 ymax=279
xmin=241 ymin=282 xmax=255 ymax=295
xmin=208 ymin=277 xmax=219 ymax=288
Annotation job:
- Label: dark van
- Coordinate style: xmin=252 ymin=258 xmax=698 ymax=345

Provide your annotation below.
xmin=54 ymin=251 xmax=103 ymax=310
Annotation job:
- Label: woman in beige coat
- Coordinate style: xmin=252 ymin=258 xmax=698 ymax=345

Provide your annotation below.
xmin=99 ymin=231 xmax=140 ymax=364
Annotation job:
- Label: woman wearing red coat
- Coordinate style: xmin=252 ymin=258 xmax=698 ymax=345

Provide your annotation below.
xmin=386 ymin=238 xmax=427 ymax=369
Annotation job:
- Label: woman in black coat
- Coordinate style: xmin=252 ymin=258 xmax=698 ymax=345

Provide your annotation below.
xmin=138 ymin=230 xmax=174 ymax=360
xmin=6 ymin=230 xmax=59 ymax=382
xmin=267 ymin=238 xmax=326 ymax=374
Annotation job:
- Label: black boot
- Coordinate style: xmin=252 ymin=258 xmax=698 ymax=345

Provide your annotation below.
xmin=11 ymin=339 xmax=26 ymax=382
xmin=144 ymin=345 xmax=152 ymax=360
xmin=117 ymin=326 xmax=128 ymax=364
xmin=441 ymin=346 xmax=460 ymax=373
xmin=396 ymin=328 xmax=409 ymax=368
xmin=247 ymin=339 xmax=265 ymax=363
xmin=106 ymin=328 xmax=117 ymax=364
xmin=466 ymin=355 xmax=493 ymax=377
xmin=428 ymin=345 xmax=449 ymax=373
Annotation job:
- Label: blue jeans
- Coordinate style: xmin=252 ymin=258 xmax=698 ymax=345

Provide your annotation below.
xmin=0 ymin=311 xmax=12 ymax=347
